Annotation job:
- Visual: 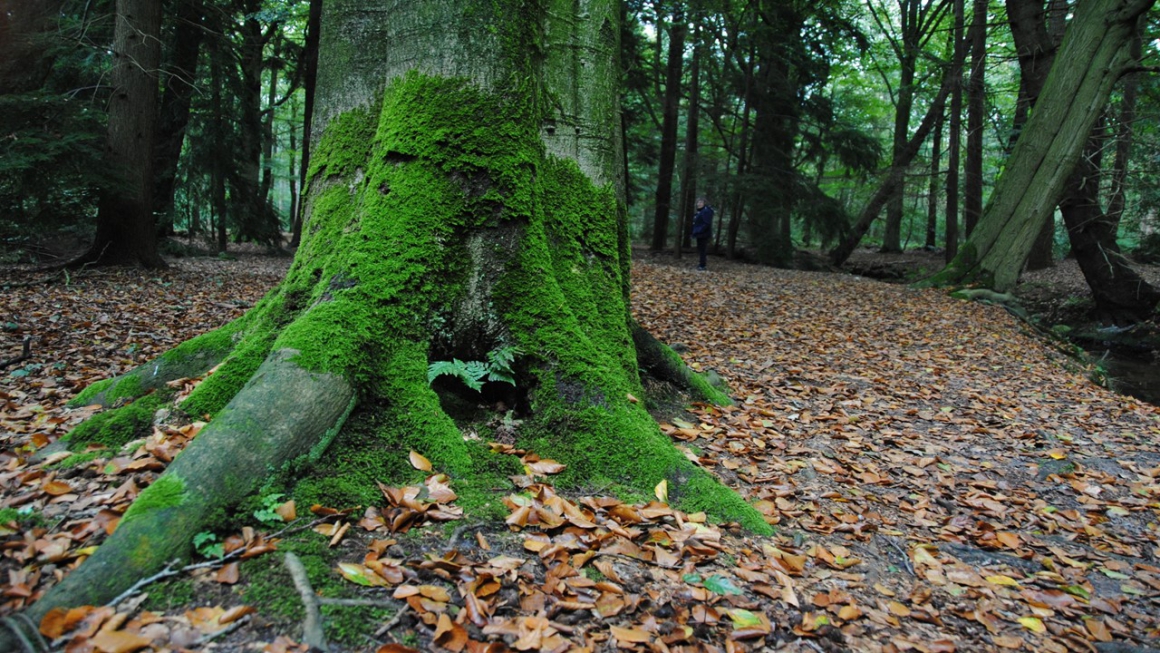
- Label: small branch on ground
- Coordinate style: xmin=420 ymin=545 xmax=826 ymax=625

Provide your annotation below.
xmin=283 ymin=551 xmax=326 ymax=649
xmin=0 ymin=336 xmax=33 ymax=370
xmin=195 ymin=614 xmax=251 ymax=647
xmin=373 ymin=605 xmax=410 ymax=638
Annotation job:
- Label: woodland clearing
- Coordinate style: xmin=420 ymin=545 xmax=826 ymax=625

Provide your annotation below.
xmin=1 ymin=248 xmax=1158 ymax=652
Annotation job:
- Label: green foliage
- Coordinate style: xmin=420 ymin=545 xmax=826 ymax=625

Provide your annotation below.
xmin=0 ymin=506 xmax=43 ymax=527
xmin=428 ymin=345 xmax=523 ymax=391
xmin=252 ymin=493 xmax=287 ymax=527
xmin=192 ymin=531 xmax=224 ymax=559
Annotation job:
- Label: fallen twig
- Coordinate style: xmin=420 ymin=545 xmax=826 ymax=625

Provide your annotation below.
xmin=195 ymin=614 xmax=251 ymax=647
xmin=283 ymin=552 xmax=326 ymax=649
xmin=373 ymin=605 xmax=410 ymax=638
xmin=0 ymin=336 xmax=32 ymax=370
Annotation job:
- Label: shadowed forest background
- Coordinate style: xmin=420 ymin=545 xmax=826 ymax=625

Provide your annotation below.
xmin=6 ymin=0 xmax=1160 ymax=285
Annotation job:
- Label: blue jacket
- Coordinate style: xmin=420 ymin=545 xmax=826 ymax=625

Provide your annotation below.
xmin=691 ymin=205 xmax=714 ymax=238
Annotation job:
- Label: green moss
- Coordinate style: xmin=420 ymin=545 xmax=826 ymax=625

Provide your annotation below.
xmin=121 ymin=474 xmax=188 ymax=524
xmin=66 ymin=392 xmax=166 ymax=448
xmin=0 ymin=507 xmax=43 ymax=527
xmin=292 ymin=397 xmax=521 ymax=515
xmin=141 ymin=578 xmax=195 ymax=611
xmin=241 ymin=534 xmax=391 ymax=646
xmin=46 ymin=450 xmax=109 ymax=470
xmin=105 ymin=375 xmax=144 ymax=402
xmin=69 ymin=321 xmax=246 ymax=409
xmin=914 ymin=242 xmax=991 ymax=289
xmin=70 ymin=378 xmax=114 ymax=406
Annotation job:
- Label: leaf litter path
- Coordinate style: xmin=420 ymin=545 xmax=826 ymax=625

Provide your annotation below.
xmin=0 ymin=251 xmax=1158 ymax=652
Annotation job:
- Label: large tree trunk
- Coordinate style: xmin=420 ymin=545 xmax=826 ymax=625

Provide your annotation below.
xmin=12 ymin=0 xmax=767 ymax=633
xmin=650 ymin=10 xmax=686 ymax=251
xmin=928 ymin=0 xmax=1155 ymax=292
xmin=77 ymin=0 xmax=166 ymax=269
xmin=749 ymin=5 xmax=803 ymax=268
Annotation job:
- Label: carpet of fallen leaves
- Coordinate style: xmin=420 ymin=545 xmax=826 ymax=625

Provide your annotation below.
xmin=2 ymin=250 xmax=1160 ymax=653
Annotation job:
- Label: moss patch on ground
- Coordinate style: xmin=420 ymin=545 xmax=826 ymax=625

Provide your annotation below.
xmin=65 ymin=392 xmax=166 ymax=449
xmin=240 ymin=533 xmax=392 ymax=646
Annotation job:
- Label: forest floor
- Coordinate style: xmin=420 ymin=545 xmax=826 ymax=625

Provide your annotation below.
xmin=2 ymin=246 xmax=1160 ymax=652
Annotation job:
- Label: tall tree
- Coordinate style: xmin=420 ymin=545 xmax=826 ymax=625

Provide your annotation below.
xmin=869 ymin=0 xmax=951 ymax=253
xmin=650 ymin=5 xmax=687 ymax=251
xmin=963 ymin=0 xmax=987 ymax=237
xmin=929 ymin=0 xmax=1155 ymax=292
xmin=11 ymin=0 xmax=766 ymax=629
xmin=291 ymin=0 xmax=322 ymax=248
xmin=676 ymin=18 xmax=702 ymax=258
xmin=945 ymin=0 xmax=965 ymax=261
xmin=76 ymin=0 xmax=166 ymax=268
xmin=154 ymin=0 xmax=207 ymax=233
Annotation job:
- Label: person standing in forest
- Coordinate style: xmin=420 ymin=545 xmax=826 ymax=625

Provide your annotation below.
xmin=691 ymin=197 xmax=714 ymax=270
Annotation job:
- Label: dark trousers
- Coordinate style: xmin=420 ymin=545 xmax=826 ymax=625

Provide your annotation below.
xmin=696 ymin=236 xmax=709 ymax=269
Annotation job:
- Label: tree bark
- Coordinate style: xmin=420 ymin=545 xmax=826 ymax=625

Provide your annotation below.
xmin=676 ymin=21 xmax=701 ymax=258
xmin=153 ymin=0 xmax=206 ymax=235
xmin=291 ymin=0 xmax=322 ymax=248
xmin=12 ymin=0 xmax=768 ymax=632
xmin=963 ymin=0 xmax=987 ymax=237
xmin=650 ymin=10 xmax=686 ymax=251
xmin=77 ymin=0 xmax=166 ymax=268
xmin=926 ymin=111 xmax=943 ymax=249
xmin=945 ymin=0 xmax=965 ymax=261
xmin=1059 ymin=124 xmax=1160 ymax=323
xmin=929 ymin=0 xmax=1156 ymax=292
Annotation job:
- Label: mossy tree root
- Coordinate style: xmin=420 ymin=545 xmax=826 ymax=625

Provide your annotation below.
xmin=68 ymin=318 xmax=248 ymax=408
xmin=631 ymin=321 xmax=733 ymax=406
xmin=17 ymin=349 xmax=356 ymax=634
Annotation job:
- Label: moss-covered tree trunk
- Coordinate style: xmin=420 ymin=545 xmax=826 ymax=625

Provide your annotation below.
xmin=11 ymin=0 xmax=767 ymax=636
xmin=928 ymin=0 xmax=1155 ymax=292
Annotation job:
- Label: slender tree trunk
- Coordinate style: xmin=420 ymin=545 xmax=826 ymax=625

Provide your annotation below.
xmin=153 ymin=0 xmax=205 ymax=236
xmin=831 ymin=51 xmax=958 ymax=266
xmin=79 ymin=0 xmax=166 ymax=268
xmin=931 ymin=0 xmax=1156 ymax=292
xmin=676 ymin=22 xmax=701 ymax=258
xmin=260 ymin=44 xmax=281 ymax=206
xmin=726 ymin=42 xmax=754 ymax=260
xmin=963 ymin=0 xmax=987 ymax=237
xmin=288 ymin=106 xmax=299 ymax=238
xmin=945 ymin=0 xmax=965 ymax=261
xmin=292 ymin=0 xmax=322 ymax=248
xmin=1107 ymin=30 xmax=1141 ymax=228
xmin=927 ymin=112 xmax=943 ymax=249
xmin=884 ymin=50 xmax=917 ymax=253
xmin=651 ymin=11 xmax=686 ymax=251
